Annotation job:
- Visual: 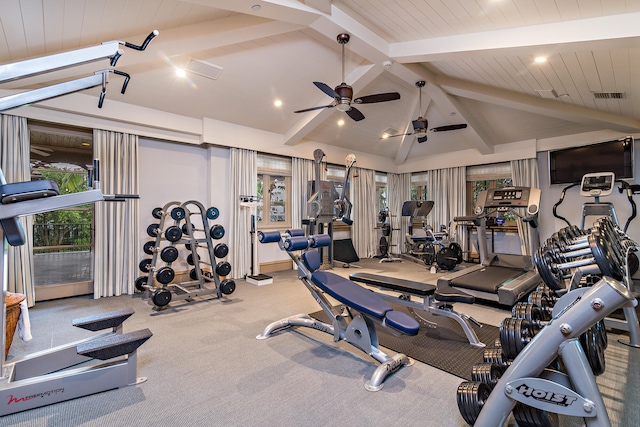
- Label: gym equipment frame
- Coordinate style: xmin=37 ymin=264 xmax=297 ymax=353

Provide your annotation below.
xmin=256 ymin=229 xmax=420 ymax=391
xmin=0 ymin=164 xmax=152 ymax=416
xmin=464 ymin=277 xmax=636 ymax=426
xmin=0 ymin=30 xmax=158 ymax=111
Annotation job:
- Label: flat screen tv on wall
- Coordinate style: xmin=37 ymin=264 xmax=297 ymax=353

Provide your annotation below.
xmin=549 ymin=137 xmax=634 ymax=185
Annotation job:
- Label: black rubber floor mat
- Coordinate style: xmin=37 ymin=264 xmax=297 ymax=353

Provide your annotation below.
xmin=309 ymin=304 xmax=500 ymax=380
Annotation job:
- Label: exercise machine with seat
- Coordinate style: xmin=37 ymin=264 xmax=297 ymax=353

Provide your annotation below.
xmin=0 ymin=162 xmax=152 ymax=416
xmin=256 ymin=229 xmax=419 ymax=391
xmin=437 ymin=186 xmax=542 ymax=306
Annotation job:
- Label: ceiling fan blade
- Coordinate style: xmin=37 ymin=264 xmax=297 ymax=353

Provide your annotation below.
xmin=429 ymin=124 xmax=468 ymax=132
xmin=353 ymin=92 xmax=400 ymax=104
xmin=346 ymin=107 xmax=365 ymax=121
xmin=379 ymin=132 xmax=413 ymax=140
xmin=314 ymin=81 xmax=340 ymax=99
xmin=294 ymin=104 xmax=334 ymax=113
xmin=417 ymin=135 xmax=428 ymax=143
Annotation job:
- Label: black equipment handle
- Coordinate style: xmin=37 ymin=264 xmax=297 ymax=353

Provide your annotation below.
xmin=552 ymin=182 xmax=578 ymax=228
xmin=617 ymin=180 xmax=637 ymax=233
xmin=110 ymin=30 xmax=159 ymax=66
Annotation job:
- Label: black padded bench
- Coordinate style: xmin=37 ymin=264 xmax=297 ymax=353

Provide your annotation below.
xmin=349 ymin=272 xmax=475 ymax=304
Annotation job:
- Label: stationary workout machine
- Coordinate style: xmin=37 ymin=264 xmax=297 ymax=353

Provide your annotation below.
xmin=0 ymin=28 xmax=157 ymax=415
xmin=438 ymin=187 xmax=542 ymax=306
xmin=0 ymin=162 xmax=152 ymax=416
xmin=257 ymin=229 xmax=419 ymax=391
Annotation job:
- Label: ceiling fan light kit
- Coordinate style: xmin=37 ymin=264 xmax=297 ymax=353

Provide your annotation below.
xmin=293 ymin=33 xmax=401 ymax=122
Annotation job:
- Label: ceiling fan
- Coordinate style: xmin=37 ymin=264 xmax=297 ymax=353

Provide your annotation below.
xmin=294 ymin=33 xmax=400 ymax=122
xmin=381 ymin=81 xmax=467 ymax=143
xmin=30 ymin=145 xmax=54 ymax=157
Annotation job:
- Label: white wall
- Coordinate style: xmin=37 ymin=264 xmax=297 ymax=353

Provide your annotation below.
xmin=138 ymin=138 xmax=232 ymax=272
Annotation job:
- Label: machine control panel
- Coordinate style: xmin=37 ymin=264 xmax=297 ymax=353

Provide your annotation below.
xmin=475 ymin=186 xmax=541 ymax=216
xmin=580 ymin=172 xmax=615 ymax=197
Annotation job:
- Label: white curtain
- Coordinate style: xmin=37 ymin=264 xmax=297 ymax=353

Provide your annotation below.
xmin=228 ymin=148 xmax=256 ymax=279
xmin=387 ymin=172 xmax=411 ymax=254
xmin=425 ymin=166 xmax=468 ymax=255
xmin=292 ymin=157 xmax=314 ymax=227
xmin=351 ymin=167 xmax=377 ymax=257
xmin=93 ymin=129 xmax=139 ymax=297
xmin=0 ymin=114 xmax=35 ymax=306
xmin=511 ymin=158 xmax=540 ymax=255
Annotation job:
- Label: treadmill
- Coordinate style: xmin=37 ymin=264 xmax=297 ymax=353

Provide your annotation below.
xmin=437 ymin=186 xmax=541 ymax=306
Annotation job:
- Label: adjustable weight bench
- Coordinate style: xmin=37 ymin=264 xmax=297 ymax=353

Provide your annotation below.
xmin=349 ymin=272 xmax=485 ymax=348
xmin=257 ymin=230 xmax=419 ymax=391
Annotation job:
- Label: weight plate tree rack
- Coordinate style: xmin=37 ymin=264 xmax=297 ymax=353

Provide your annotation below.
xmin=137 ymin=200 xmax=235 ymax=309
xmin=376 ymin=207 xmax=401 ymax=263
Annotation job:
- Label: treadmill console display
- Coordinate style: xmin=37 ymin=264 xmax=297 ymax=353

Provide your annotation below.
xmin=476 ymin=186 xmax=541 ymax=215
xmin=580 ymin=172 xmax=614 ymax=197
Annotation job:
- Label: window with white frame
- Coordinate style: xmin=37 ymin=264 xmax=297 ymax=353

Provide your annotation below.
xmin=376 ymin=172 xmax=387 ymax=212
xmin=256 ymin=154 xmax=292 ymax=228
xmin=411 ymin=172 xmax=428 ymax=201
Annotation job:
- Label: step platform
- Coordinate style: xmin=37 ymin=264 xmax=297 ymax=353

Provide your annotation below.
xmin=76 ymin=328 xmax=153 ymax=360
xmin=72 ymin=308 xmax=135 ymax=331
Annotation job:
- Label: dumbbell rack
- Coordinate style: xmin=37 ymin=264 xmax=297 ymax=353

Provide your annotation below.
xmin=137 ymin=200 xmax=235 ymax=309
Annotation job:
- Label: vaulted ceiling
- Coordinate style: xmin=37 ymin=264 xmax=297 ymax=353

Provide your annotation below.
xmin=1 ymin=0 xmax=639 ymax=170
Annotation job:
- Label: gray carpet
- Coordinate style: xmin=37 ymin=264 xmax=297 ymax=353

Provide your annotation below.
xmin=3 ymin=258 xmax=639 ymax=426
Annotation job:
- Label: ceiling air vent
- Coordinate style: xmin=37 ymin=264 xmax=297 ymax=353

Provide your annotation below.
xmin=185 ymin=59 xmax=223 ymax=80
xmin=592 ymin=92 xmax=625 ymax=99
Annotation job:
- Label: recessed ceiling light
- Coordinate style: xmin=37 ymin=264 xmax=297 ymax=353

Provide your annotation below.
xmin=274 ymin=99 xmax=282 ymax=107
xmin=175 ymin=68 xmax=186 ymax=77
xmin=337 ymin=119 xmax=345 ymax=126
xmin=82 ymin=142 xmax=91 ymax=147
xmin=534 ymin=56 xmax=547 ymax=63
xmin=381 ymin=133 xmax=390 ymax=139
xmin=251 ymin=4 xmax=261 ymax=11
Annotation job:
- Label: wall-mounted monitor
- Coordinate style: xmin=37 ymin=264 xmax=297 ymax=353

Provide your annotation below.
xmin=549 ymin=137 xmax=634 ymax=185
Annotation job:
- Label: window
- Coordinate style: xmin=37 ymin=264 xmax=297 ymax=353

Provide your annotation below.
xmin=256 ymin=154 xmax=291 ymax=228
xmin=411 ymin=172 xmax=428 ymax=201
xmin=466 ymin=162 xmax=513 ymax=222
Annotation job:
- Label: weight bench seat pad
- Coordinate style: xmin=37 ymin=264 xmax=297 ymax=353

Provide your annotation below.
xmin=349 ymin=272 xmax=436 ymax=296
xmin=0 ymin=180 xmax=60 ymax=204
xmin=310 ymin=271 xmax=419 ymax=336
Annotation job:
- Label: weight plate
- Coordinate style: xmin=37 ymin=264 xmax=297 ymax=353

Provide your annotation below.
xmin=135 ymin=276 xmax=148 ymax=292
xmin=151 ymin=207 xmax=163 ymax=219
xmin=580 ymin=324 xmax=606 ymax=376
xmin=379 ymin=236 xmax=389 ymax=256
xmin=456 ymin=381 xmax=491 ymax=426
xmin=210 ymin=224 xmax=225 ymax=240
xmin=185 ymin=243 xmax=192 ymax=251
xmin=215 ymin=261 xmax=231 ymax=276
xmin=470 ymin=362 xmax=502 ymax=389
xmin=156 ymin=266 xmax=175 ymax=285
xmin=206 ymin=206 xmax=220 ymax=220
xmin=436 ymin=247 xmax=458 ymax=271
xmin=146 ymin=223 xmax=160 ymax=237
xmin=595 ymin=319 xmax=608 ymax=349
xmin=165 ymin=225 xmax=183 ymax=242
xmin=513 ymin=402 xmax=559 ymax=427
xmin=152 ymin=288 xmax=172 ymax=307
xmin=181 ymin=223 xmax=196 ymax=235
xmin=143 ymin=241 xmax=155 ymax=255
xmin=533 ymin=247 xmax=564 ymax=291
xmin=187 ymin=253 xmax=200 ymax=266
xmin=214 ymin=243 xmax=229 ymax=259
xmin=220 ymin=278 xmax=236 ymax=295
xmin=422 ymin=243 xmax=436 ymax=266
xmin=589 ymin=234 xmax=622 ymax=280
xmin=628 ymin=252 xmax=639 ymax=276
xmin=139 ymin=258 xmax=152 ymax=273
xmin=448 ymin=242 xmax=463 ymax=264
xmin=160 ymin=246 xmax=179 ymax=263
xmin=377 ymin=210 xmax=387 ymax=223
xmin=170 ymin=206 xmax=186 ymax=221
xmin=381 ymin=223 xmax=391 ymax=237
